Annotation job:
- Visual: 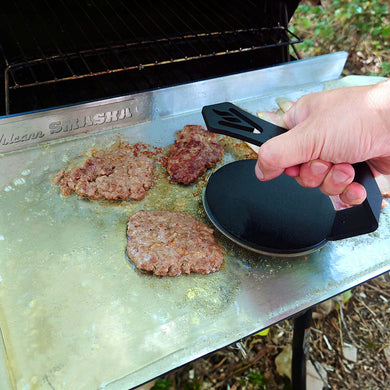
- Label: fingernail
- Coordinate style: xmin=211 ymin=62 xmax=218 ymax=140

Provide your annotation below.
xmin=277 ymin=100 xmax=294 ymax=113
xmin=257 ymin=111 xmax=274 ymax=123
xmin=255 ymin=163 xmax=264 ymax=180
xmin=333 ymin=170 xmax=350 ymax=183
xmin=345 ymin=190 xmax=359 ymax=201
xmin=310 ymin=161 xmax=329 ymax=175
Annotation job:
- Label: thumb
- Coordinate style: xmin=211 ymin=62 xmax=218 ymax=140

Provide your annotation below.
xmin=255 ymin=124 xmax=315 ymax=181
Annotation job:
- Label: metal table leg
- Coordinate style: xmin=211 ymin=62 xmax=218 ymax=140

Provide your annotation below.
xmin=291 ymin=308 xmax=312 ymax=390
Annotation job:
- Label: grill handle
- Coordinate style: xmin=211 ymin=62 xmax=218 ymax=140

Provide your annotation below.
xmin=201 ymin=102 xmax=382 ymax=240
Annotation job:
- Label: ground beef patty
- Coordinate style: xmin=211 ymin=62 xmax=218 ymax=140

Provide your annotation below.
xmin=167 ymin=125 xmax=224 ymax=184
xmin=127 ymin=210 xmax=224 ymax=276
xmin=52 ymin=143 xmax=154 ymax=201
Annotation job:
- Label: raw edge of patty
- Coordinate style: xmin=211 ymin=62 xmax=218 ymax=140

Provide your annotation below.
xmin=127 ymin=210 xmax=224 ymax=276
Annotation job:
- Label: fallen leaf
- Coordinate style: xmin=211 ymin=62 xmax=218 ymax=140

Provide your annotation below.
xmin=275 ymin=345 xmax=292 ymax=380
xmin=343 ymin=344 xmax=358 ymax=362
xmin=312 ymin=299 xmax=336 ymax=320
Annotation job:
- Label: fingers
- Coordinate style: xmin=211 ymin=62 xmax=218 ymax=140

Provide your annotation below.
xmin=280 ymin=160 xmax=367 ymax=205
xmin=295 ymin=160 xmax=332 ymax=188
xmin=319 ymin=163 xmax=355 ymax=196
xmin=319 ymin=163 xmax=366 ymax=205
xmin=256 ymin=98 xmax=319 ymax=182
xmin=339 ymin=182 xmax=367 ymax=205
xmin=284 ymin=165 xmax=301 ymax=177
xmin=255 ymin=100 xmax=308 ymax=181
xmin=256 ymin=127 xmax=314 ymax=181
xmin=281 ymin=98 xmax=310 ymax=129
xmin=254 ymin=95 xmax=371 ymax=206
xmin=296 ymin=162 xmax=366 ymax=205
xmin=256 ymin=157 xmax=367 ymax=205
xmin=255 ymin=157 xmax=284 ymax=181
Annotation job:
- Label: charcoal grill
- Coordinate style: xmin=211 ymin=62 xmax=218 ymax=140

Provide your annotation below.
xmin=1 ymin=2 xmax=390 ymax=390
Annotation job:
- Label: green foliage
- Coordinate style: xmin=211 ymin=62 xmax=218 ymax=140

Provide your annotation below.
xmin=364 ymin=339 xmax=378 ymax=350
xmin=382 ymin=61 xmax=390 ymax=74
xmin=151 ymin=378 xmax=173 ymax=390
xmin=240 ymin=369 xmax=267 ymax=389
xmin=152 ymin=376 xmax=202 ymax=390
xmin=183 ymin=379 xmax=201 ymax=390
xmin=290 ymin=0 xmax=390 ymax=76
xmin=246 ymin=372 xmax=266 ymax=386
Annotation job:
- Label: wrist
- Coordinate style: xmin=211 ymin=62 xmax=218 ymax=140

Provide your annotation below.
xmin=366 ymin=79 xmax=390 ymax=143
xmin=367 ymin=78 xmax=390 ymax=120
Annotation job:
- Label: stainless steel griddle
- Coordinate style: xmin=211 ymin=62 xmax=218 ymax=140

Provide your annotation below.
xmin=1 ymin=53 xmax=390 ymax=390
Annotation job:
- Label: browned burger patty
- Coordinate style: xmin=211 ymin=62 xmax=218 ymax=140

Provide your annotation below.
xmin=52 ymin=144 xmax=154 ymax=201
xmin=167 ymin=125 xmax=224 ymax=184
xmin=127 ymin=210 xmax=224 ymax=276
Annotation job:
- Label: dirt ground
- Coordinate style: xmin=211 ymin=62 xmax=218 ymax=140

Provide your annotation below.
xmin=152 ymin=273 xmax=390 ymax=390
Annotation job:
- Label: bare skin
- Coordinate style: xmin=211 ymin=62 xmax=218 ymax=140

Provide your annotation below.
xmin=255 ymin=79 xmax=390 ymax=205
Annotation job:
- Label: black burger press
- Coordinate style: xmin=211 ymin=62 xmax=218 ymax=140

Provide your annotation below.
xmin=201 ymin=102 xmax=382 ymax=256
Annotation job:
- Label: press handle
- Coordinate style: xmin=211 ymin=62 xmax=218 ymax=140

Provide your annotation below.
xmin=202 ymin=102 xmax=286 ymax=146
xmin=202 ymin=102 xmax=383 ymax=240
xmin=327 ymin=162 xmax=382 ymax=240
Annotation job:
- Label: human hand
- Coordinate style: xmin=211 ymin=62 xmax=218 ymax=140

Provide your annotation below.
xmin=255 ymin=79 xmax=390 ymax=205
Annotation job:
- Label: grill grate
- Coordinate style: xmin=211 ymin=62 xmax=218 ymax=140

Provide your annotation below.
xmin=6 ymin=28 xmax=299 ymax=89
xmin=0 ymin=0 xmax=301 ymax=114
